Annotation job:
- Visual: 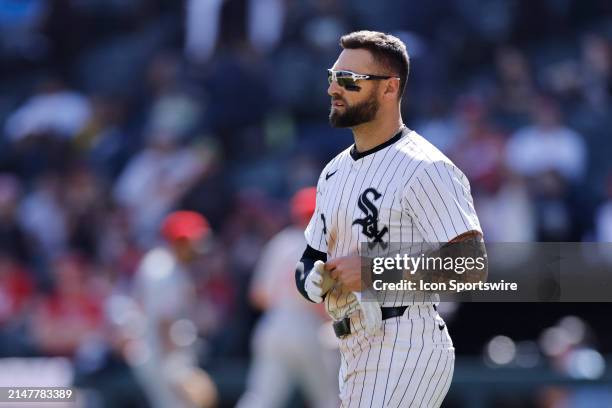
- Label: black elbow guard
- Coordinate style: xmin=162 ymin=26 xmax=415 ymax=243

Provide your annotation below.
xmin=295 ymin=245 xmax=327 ymax=302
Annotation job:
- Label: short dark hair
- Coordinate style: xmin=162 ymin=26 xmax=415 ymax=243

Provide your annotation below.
xmin=340 ymin=30 xmax=409 ymax=99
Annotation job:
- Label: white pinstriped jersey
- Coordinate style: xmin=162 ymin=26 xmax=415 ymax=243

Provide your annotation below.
xmin=305 ymin=126 xmax=482 ymax=321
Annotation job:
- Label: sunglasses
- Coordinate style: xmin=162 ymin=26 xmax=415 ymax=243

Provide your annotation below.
xmin=327 ymin=69 xmax=398 ymax=91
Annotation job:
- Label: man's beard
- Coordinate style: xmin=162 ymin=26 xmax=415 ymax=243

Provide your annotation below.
xmin=329 ymin=93 xmax=379 ymax=128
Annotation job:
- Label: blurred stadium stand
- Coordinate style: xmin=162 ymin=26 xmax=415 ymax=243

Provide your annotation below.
xmin=1 ymin=0 xmax=612 ymax=407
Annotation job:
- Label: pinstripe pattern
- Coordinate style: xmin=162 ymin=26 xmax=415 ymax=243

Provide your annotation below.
xmin=337 ymin=305 xmax=454 ymax=407
xmin=304 ymin=127 xmax=479 ymax=406
xmin=305 ymin=128 xmax=481 ymax=320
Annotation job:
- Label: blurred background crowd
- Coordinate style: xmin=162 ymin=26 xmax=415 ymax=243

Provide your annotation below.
xmin=0 ymin=0 xmax=612 ymax=407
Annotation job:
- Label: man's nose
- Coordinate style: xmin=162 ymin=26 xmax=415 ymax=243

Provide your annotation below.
xmin=327 ymin=79 xmax=343 ymax=97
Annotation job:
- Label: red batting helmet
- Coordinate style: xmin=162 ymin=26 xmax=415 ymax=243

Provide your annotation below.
xmin=290 ymin=187 xmax=317 ymax=224
xmin=161 ymin=211 xmax=211 ymax=242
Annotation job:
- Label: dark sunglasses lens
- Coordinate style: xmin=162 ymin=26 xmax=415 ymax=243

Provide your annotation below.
xmin=336 ymin=77 xmax=354 ymax=88
xmin=339 ymin=78 xmax=361 ymax=91
xmin=336 ymin=77 xmax=349 ymax=87
xmin=328 ymin=71 xmax=361 ymax=91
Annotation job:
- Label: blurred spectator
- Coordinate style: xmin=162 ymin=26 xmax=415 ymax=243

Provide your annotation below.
xmin=247 ymin=0 xmax=285 ymax=54
xmin=542 ymin=34 xmax=611 ymax=114
xmin=97 ymin=206 xmax=144 ymax=285
xmin=216 ymin=190 xmax=287 ymax=356
xmin=492 ymin=46 xmax=536 ymax=128
xmin=0 ymin=174 xmax=31 ymax=263
xmin=63 ymin=166 xmax=108 ymax=258
xmin=414 ymin=97 xmax=458 ymax=154
xmin=203 ymin=49 xmax=270 ymax=146
xmin=178 ymin=139 xmax=232 ymax=232
xmin=0 ymin=252 xmax=34 ymax=326
xmin=113 ymin=133 xmax=211 ymax=246
xmin=75 ymin=95 xmax=131 ymax=180
xmin=3 ymin=80 xmax=90 ymax=178
xmin=113 ymin=56 xmax=209 ymax=245
xmin=224 ymin=189 xmax=286 ymax=276
xmin=475 ymin=175 xmax=537 ymax=242
xmin=4 ymin=80 xmax=91 ymax=142
xmin=191 ymin=241 xmax=235 ymax=343
xmin=505 ymin=96 xmax=587 ymax=183
xmin=450 ymin=96 xmax=506 ymax=194
xmin=147 ymin=92 xmax=201 ymax=141
xmin=185 ymin=0 xmax=224 ymax=63
xmin=144 ymin=52 xmax=203 ymax=138
xmin=531 ymin=171 xmax=574 ymax=241
xmin=147 ymin=51 xmax=182 ymax=97
xmin=29 ymin=254 xmax=105 ymax=356
xmin=0 ymin=252 xmax=35 ymax=357
xmin=579 ymin=34 xmax=612 ymax=109
xmin=18 ymin=172 xmax=67 ymax=260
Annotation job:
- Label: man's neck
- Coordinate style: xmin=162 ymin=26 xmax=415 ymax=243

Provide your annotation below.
xmin=352 ymin=113 xmax=404 ymax=153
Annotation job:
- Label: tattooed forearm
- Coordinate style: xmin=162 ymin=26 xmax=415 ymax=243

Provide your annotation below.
xmin=392 ymin=231 xmax=488 ymax=289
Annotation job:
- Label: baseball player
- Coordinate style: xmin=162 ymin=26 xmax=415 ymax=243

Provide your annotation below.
xmin=131 ymin=211 xmax=217 ymax=408
xmin=237 ymin=187 xmax=338 ymax=408
xmin=295 ymin=31 xmax=487 ymax=407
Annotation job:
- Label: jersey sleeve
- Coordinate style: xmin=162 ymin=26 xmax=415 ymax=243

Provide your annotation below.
xmin=403 ymin=160 xmax=482 ymax=243
xmin=304 ymin=172 xmax=329 ymax=253
xmin=250 ymin=235 xmax=281 ymax=300
xmin=134 ymin=249 xmax=189 ymax=320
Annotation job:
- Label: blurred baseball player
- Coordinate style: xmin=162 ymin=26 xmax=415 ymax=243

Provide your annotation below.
xmin=131 ymin=211 xmax=217 ymax=408
xmin=295 ymin=31 xmax=487 ymax=407
xmin=238 ymin=187 xmax=338 ymax=408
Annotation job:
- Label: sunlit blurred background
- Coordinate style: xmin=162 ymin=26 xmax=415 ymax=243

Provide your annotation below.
xmin=0 ymin=0 xmax=611 ymax=407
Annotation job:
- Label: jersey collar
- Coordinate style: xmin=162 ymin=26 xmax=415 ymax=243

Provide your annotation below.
xmin=349 ymin=126 xmax=408 ymax=161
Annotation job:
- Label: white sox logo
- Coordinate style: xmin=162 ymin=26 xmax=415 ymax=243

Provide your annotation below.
xmin=352 ymin=188 xmax=388 ymax=248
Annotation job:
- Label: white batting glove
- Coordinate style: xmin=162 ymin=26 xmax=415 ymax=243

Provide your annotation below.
xmin=356 ymin=290 xmax=382 ymax=335
xmin=305 ymin=260 xmax=335 ymax=303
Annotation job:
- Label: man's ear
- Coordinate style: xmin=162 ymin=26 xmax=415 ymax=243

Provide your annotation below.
xmin=383 ymin=78 xmax=400 ymax=100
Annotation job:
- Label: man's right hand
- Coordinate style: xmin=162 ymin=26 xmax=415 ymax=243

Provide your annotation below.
xmin=305 ymin=260 xmax=335 ymax=303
